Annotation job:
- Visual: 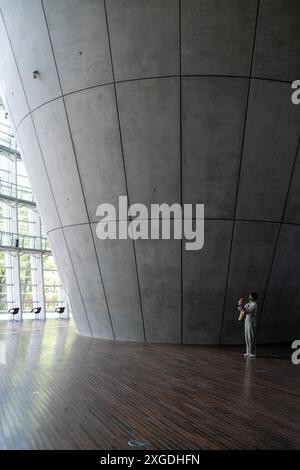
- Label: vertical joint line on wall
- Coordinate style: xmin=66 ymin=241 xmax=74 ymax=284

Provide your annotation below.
xmin=103 ymin=0 xmax=146 ymax=342
xmin=179 ymin=0 xmax=183 ymax=345
xmin=41 ymin=0 xmax=113 ymax=338
xmin=218 ymin=0 xmax=261 ymax=344
xmin=257 ymin=136 xmax=300 ymax=333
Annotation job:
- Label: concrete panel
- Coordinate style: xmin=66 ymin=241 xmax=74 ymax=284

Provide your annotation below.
xmin=134 ymin=238 xmax=181 ymax=343
xmin=117 ymin=78 xmax=180 ymax=208
xmin=182 ymin=77 xmax=248 ymax=218
xmin=32 ymin=98 xmax=88 ymax=226
xmin=63 ymin=224 xmax=114 ymax=339
xmin=183 ymin=220 xmax=232 ymax=344
xmin=91 ymin=222 xmax=144 ymax=341
xmin=284 ymin=284 xmax=300 ymax=341
xmin=284 ymin=145 xmax=300 ymax=224
xmin=221 ymin=221 xmax=279 ymax=344
xmin=236 ymin=80 xmax=300 ymax=221
xmin=42 ymin=0 xmax=112 ymax=95
xmin=17 ymin=116 xmax=60 ymax=233
xmin=258 ymin=225 xmax=300 ymax=343
xmin=47 ymin=228 xmax=92 ymax=336
xmin=0 ymin=0 xmax=61 ymax=110
xmin=253 ymin=0 xmax=300 ymax=82
xmin=65 ymin=85 xmax=126 ymax=222
xmin=106 ymin=0 xmax=179 ymax=81
xmin=0 ymin=16 xmax=29 ymax=127
xmin=181 ymin=0 xmax=257 ymax=76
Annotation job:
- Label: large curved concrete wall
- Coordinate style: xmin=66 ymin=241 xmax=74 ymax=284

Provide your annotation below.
xmin=0 ymin=0 xmax=299 ymax=343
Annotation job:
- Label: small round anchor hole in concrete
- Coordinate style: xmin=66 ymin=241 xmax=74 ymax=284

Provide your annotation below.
xmin=128 ymin=439 xmax=147 ymax=447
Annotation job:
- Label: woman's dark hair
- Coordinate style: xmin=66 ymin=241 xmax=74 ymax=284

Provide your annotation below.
xmin=250 ymin=291 xmax=258 ymax=301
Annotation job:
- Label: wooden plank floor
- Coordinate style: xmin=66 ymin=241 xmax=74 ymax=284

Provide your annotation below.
xmin=0 ymin=320 xmax=299 ymax=450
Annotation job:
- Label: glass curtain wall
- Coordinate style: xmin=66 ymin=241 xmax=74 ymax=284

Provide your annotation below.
xmin=0 ymin=97 xmax=68 ymax=320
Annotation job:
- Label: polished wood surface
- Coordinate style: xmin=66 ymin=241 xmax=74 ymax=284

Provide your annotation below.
xmin=0 ymin=320 xmax=299 ymax=450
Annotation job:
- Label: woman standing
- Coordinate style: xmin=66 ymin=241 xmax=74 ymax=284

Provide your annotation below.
xmin=238 ymin=292 xmax=258 ymax=358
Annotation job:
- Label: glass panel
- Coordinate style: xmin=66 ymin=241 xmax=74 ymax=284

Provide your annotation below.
xmin=17 ymin=160 xmax=34 ymax=202
xmin=0 ymin=200 xmax=12 ymax=233
xmin=43 ymin=254 xmax=64 ymax=312
xmin=18 ymin=205 xmax=39 ymax=235
xmin=0 ymin=251 xmax=15 ymax=313
xmin=0 ymin=104 xmax=18 ymax=151
xmin=0 ymin=151 xmax=16 ymax=199
xmin=19 ymin=253 xmax=39 ymax=312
